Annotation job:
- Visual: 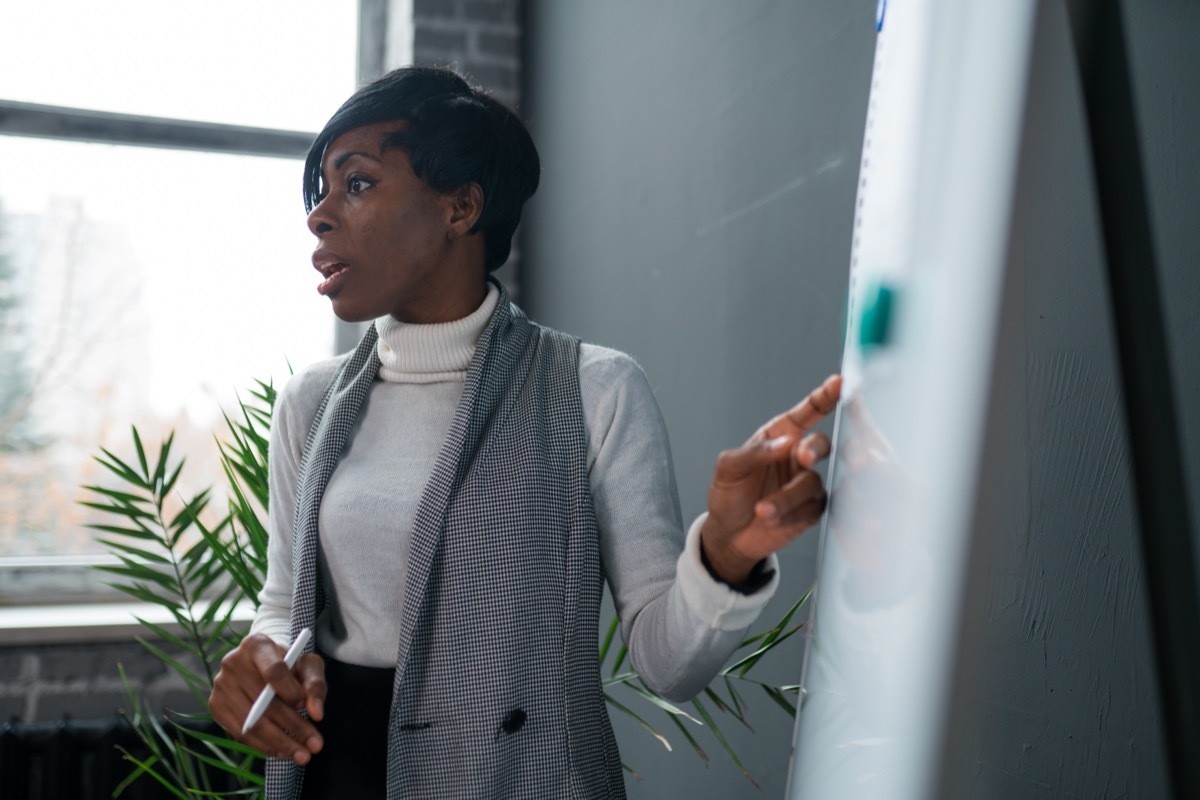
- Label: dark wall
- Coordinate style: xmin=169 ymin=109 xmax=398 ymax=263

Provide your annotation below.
xmin=940 ymin=1 xmax=1198 ymax=797
xmin=521 ymin=1 xmax=875 ymax=797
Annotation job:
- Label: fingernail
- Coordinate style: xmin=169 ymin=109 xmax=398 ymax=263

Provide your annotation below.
xmin=294 ymin=750 xmax=310 ymax=766
xmin=307 ymin=735 xmax=323 ymax=753
xmin=767 ymin=436 xmax=790 ymax=449
xmin=758 ymin=502 xmax=778 ymax=521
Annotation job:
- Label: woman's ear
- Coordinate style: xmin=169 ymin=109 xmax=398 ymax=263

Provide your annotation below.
xmin=447 ymin=183 xmax=484 ymax=237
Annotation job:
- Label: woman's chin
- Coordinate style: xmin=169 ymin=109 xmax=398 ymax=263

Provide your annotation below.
xmin=329 ymin=297 xmax=380 ymax=324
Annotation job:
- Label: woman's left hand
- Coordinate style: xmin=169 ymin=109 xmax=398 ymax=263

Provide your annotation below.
xmin=700 ymin=374 xmax=842 ymax=585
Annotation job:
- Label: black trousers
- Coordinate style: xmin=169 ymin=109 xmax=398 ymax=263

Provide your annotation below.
xmin=298 ymin=654 xmax=395 ymax=800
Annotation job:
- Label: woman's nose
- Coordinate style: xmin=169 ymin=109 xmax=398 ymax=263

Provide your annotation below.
xmin=307 ymin=199 xmax=336 ymax=236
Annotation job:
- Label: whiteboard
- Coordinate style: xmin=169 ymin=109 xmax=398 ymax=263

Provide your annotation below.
xmin=787 ymin=2 xmax=1038 ymax=798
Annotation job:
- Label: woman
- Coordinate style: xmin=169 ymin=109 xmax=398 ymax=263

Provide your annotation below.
xmin=208 ymin=66 xmax=840 ymax=800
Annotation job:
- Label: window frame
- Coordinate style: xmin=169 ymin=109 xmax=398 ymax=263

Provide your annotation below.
xmin=0 ymin=0 xmax=396 ymax=621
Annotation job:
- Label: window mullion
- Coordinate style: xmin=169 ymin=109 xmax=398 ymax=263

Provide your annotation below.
xmin=0 ymin=100 xmax=313 ymax=159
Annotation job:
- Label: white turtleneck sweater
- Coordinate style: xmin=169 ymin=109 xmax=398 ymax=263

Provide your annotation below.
xmin=251 ymin=285 xmax=780 ymax=701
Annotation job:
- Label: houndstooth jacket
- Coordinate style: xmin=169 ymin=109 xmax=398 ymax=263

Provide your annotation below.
xmin=264 ymin=282 xmax=625 ymax=799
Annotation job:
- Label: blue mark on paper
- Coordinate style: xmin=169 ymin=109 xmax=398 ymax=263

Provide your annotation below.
xmin=876 ymin=0 xmax=887 ymax=32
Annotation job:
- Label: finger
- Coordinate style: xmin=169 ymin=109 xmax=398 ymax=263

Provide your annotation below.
xmin=295 ymin=653 xmax=327 ymax=723
xmin=765 ymin=374 xmax=842 ymax=439
xmin=758 ymin=493 xmax=828 ymax=543
xmin=796 ymin=431 xmax=832 ymax=468
xmin=210 ymin=638 xmax=277 ymax=736
xmin=261 ymin=697 xmax=323 ymax=761
xmin=209 ymin=682 xmax=254 ymax=740
xmin=755 ymin=470 xmax=825 ymax=525
xmin=778 ymin=489 xmax=828 ymax=529
xmin=244 ymin=722 xmax=312 ymax=765
xmin=713 ymin=435 xmax=794 ymax=483
xmin=253 ymin=644 xmax=307 ymax=709
xmin=213 ymin=680 xmax=312 ymax=763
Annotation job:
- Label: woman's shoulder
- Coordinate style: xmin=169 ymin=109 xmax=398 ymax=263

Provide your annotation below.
xmin=578 ymin=343 xmax=646 ymax=384
xmin=577 ymin=343 xmax=662 ymax=423
xmin=529 ymin=322 xmax=650 ymax=399
xmin=275 ymin=353 xmax=353 ymax=430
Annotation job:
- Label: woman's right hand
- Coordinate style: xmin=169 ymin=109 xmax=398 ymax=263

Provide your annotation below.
xmin=209 ymin=633 xmax=326 ymax=765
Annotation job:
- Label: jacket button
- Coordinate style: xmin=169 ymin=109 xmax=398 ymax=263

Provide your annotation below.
xmin=501 ymin=709 xmax=526 ymax=735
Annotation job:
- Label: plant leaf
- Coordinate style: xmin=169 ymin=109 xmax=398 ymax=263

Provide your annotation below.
xmin=152 ymin=431 xmax=175 ymax=492
xmin=703 ymin=686 xmax=731 ymax=715
xmin=725 ymin=676 xmax=751 ymax=729
xmin=598 ymin=615 xmax=619 ymax=664
xmin=160 ymin=462 xmax=185 ymax=502
xmin=175 ymin=743 xmax=265 ymax=785
xmin=691 ymin=696 xmax=759 ymax=789
xmin=115 ymin=749 xmax=189 ymax=800
xmin=79 ymin=501 xmax=158 ymax=522
xmin=668 ymin=713 xmax=710 ymax=762
xmin=97 ymin=539 xmax=172 ymax=565
xmin=611 ymin=644 xmax=628 ymax=677
xmin=604 ymin=692 xmax=672 ymax=752
xmin=760 ymin=684 xmax=798 ymax=718
xmin=173 ymin=722 xmax=266 ymax=760
xmin=136 ymin=636 xmax=208 ymax=696
xmin=131 ymin=426 xmax=151 ymax=481
xmin=602 ymin=671 xmax=638 ymax=687
xmin=84 ymin=523 xmax=160 ymax=541
xmin=626 ymin=681 xmax=703 ymax=725
xmin=81 ymin=485 xmax=152 ymax=506
xmin=96 ymin=447 xmax=151 ymax=488
xmin=135 ymin=617 xmax=203 ymax=662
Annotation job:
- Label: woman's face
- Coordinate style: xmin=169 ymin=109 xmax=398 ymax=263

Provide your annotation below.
xmin=306 ymin=121 xmax=481 ymax=323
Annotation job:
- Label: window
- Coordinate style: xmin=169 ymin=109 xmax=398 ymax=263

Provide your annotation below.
xmin=0 ymin=0 xmax=360 ymax=598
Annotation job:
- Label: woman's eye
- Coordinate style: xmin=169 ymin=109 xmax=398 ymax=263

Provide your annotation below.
xmin=347 ymin=176 xmax=372 ymax=193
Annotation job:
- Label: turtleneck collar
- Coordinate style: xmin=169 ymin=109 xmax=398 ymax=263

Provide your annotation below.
xmin=373 ymin=283 xmax=501 ymax=384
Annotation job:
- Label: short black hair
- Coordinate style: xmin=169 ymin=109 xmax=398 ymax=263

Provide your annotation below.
xmin=303 ymin=66 xmax=541 ymax=272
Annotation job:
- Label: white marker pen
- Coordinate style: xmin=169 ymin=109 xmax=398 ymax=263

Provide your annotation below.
xmin=242 ymin=627 xmax=313 ymax=735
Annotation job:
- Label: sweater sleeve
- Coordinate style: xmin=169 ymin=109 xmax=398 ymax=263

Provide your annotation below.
xmin=580 ymin=346 xmax=780 ymax=702
xmin=248 ymin=358 xmax=344 ymax=649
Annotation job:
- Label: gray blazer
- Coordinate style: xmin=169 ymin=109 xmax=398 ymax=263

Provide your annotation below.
xmin=266 ymin=282 xmax=625 ymax=799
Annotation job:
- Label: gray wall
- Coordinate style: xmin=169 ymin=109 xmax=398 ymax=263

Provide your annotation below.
xmin=940 ymin=1 xmax=1197 ymax=797
xmin=521 ymin=1 xmax=874 ymax=797
xmin=522 ymin=0 xmax=1198 ymax=798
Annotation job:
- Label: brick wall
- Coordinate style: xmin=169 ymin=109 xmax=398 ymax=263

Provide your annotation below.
xmin=0 ymin=640 xmax=202 ymax=724
xmin=412 ymin=0 xmax=526 ymax=296
xmin=412 ymin=0 xmax=522 ymax=107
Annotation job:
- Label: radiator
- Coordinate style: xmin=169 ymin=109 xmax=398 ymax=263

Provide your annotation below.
xmin=0 ymin=716 xmax=253 ymax=800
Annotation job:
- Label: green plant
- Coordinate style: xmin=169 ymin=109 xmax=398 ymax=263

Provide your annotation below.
xmin=600 ymin=589 xmax=810 ymax=787
xmin=82 ymin=380 xmax=276 ymax=798
xmin=85 ymin=376 xmax=809 ymax=796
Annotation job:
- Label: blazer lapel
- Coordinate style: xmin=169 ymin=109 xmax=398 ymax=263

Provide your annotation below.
xmin=391 ymin=284 xmax=535 ymax=686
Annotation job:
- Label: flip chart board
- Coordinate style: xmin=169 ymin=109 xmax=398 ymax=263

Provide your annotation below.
xmin=786 ymin=2 xmax=1038 ymax=798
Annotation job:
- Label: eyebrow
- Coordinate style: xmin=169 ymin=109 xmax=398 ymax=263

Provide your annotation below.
xmin=331 ymin=150 xmax=380 ymax=170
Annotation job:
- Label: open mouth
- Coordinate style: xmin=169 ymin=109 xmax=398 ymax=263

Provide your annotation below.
xmin=316 ymin=262 xmax=349 ymax=296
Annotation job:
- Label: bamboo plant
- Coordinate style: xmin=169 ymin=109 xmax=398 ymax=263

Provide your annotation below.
xmin=84 ymin=377 xmax=810 ymax=797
